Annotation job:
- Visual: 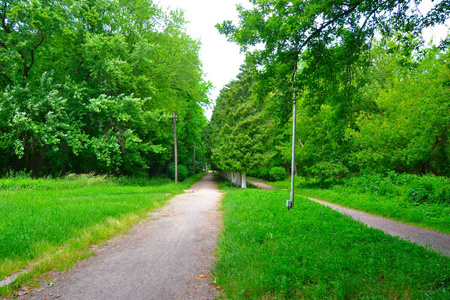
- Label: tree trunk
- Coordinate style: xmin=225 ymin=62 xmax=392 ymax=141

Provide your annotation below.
xmin=32 ymin=146 xmax=46 ymax=178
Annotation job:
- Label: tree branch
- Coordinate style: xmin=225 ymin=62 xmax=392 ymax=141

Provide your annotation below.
xmin=298 ymin=2 xmax=362 ymax=53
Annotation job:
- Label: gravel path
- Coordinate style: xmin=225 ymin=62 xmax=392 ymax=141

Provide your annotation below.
xmin=19 ymin=173 xmax=222 ymax=300
xmin=246 ymin=178 xmax=450 ymax=256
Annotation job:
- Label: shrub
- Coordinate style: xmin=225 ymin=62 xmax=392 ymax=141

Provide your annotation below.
xmin=269 ymin=167 xmax=287 ymax=182
xmin=345 ymin=171 xmax=415 ymax=197
xmin=405 ymin=175 xmax=450 ymax=205
xmin=248 ymin=168 xmax=270 ymax=181
xmin=168 ymin=164 xmax=189 ymax=182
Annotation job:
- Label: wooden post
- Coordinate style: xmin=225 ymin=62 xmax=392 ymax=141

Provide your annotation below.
xmin=173 ymin=112 xmax=178 ymax=184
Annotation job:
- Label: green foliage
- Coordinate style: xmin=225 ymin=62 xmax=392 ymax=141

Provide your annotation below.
xmin=268 ymin=167 xmax=287 ymax=182
xmin=248 ymin=168 xmax=270 ymax=181
xmin=0 ymin=0 xmax=210 ymax=177
xmin=406 ymin=176 xmax=450 ymax=205
xmin=349 ymin=44 xmax=450 ymax=176
xmin=211 ymin=60 xmax=275 ymax=173
xmin=214 ymin=188 xmax=450 ymax=299
xmin=216 ymin=0 xmax=449 ymax=181
xmin=168 ymin=164 xmax=189 ymax=182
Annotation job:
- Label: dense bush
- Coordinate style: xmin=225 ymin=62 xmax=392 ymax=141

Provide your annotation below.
xmin=344 ymin=171 xmax=412 ymax=196
xmin=341 ymin=172 xmax=449 ymax=205
xmin=248 ymin=168 xmax=270 ymax=181
xmin=269 ymin=167 xmax=287 ymax=182
xmin=168 ymin=164 xmax=189 ymax=182
xmin=405 ymin=176 xmax=450 ymax=205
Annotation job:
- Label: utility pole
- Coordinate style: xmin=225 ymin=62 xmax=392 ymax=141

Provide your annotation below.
xmin=193 ymin=142 xmax=196 ymax=177
xmin=287 ymin=65 xmax=298 ymax=210
xmin=173 ymin=112 xmax=178 ymax=184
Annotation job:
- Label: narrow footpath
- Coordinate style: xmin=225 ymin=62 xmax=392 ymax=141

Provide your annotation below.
xmin=246 ymin=178 xmax=450 ymax=256
xmin=20 ymin=173 xmax=222 ymax=300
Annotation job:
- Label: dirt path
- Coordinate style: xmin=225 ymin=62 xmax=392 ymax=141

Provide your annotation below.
xmin=246 ymin=178 xmax=275 ymax=191
xmin=19 ymin=173 xmax=222 ymax=300
xmin=246 ymin=178 xmax=450 ymax=256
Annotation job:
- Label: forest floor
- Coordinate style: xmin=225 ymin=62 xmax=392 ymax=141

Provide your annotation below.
xmin=13 ymin=173 xmax=222 ymax=300
xmin=246 ymin=178 xmax=450 ymax=256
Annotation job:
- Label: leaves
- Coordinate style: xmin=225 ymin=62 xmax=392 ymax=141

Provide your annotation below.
xmin=0 ymin=0 xmax=210 ymax=177
xmin=211 ymin=60 xmax=275 ymax=173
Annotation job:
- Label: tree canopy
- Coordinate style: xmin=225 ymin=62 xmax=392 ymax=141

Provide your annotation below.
xmin=0 ymin=0 xmax=210 ymax=177
xmin=212 ymin=0 xmax=449 ymax=179
xmin=210 ymin=60 xmax=274 ymax=173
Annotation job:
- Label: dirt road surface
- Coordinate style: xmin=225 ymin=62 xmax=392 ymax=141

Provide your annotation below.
xmin=246 ymin=178 xmax=450 ymax=256
xmin=19 ymin=173 xmax=222 ymax=300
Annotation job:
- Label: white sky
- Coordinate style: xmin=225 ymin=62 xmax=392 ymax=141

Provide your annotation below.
xmin=157 ymin=0 xmax=449 ymax=120
xmin=158 ymin=0 xmax=247 ymax=120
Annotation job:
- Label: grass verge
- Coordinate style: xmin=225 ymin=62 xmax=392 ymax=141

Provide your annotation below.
xmin=214 ymin=187 xmax=450 ymax=299
xmin=0 ymin=173 xmax=204 ymax=296
xmin=266 ymin=178 xmax=449 ymax=234
xmin=298 ymin=188 xmax=448 ymax=234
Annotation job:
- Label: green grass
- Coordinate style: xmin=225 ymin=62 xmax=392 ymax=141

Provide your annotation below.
xmin=267 ymin=178 xmax=449 ymax=234
xmin=298 ymin=187 xmax=449 ymax=234
xmin=214 ymin=187 xmax=450 ymax=299
xmin=0 ymin=173 xmax=203 ymax=295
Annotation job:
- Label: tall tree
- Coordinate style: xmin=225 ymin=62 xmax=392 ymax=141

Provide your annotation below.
xmin=211 ymin=60 xmax=274 ymax=174
xmin=0 ymin=0 xmax=211 ymax=177
xmin=216 ymin=0 xmax=449 ymax=178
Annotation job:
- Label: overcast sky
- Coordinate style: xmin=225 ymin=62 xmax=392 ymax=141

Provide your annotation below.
xmin=157 ymin=0 xmax=449 ymax=119
xmin=157 ymin=0 xmax=247 ymax=119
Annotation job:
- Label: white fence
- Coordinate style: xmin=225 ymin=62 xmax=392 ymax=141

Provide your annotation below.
xmin=214 ymin=170 xmax=247 ymax=188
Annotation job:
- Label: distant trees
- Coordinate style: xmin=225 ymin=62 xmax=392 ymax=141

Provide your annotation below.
xmin=0 ymin=0 xmax=210 ymax=177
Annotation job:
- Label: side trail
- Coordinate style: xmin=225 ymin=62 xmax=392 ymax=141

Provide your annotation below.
xmin=21 ymin=172 xmax=222 ymax=300
xmin=246 ymin=178 xmax=450 ymax=257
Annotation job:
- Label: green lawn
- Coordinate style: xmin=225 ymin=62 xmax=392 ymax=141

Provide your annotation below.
xmin=266 ymin=177 xmax=449 ymax=234
xmin=0 ymin=174 xmax=202 ymax=294
xmin=214 ymin=187 xmax=450 ymax=299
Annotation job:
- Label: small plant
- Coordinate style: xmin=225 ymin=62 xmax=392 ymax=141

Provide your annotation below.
xmin=248 ymin=168 xmax=270 ymax=180
xmin=269 ymin=167 xmax=287 ymax=182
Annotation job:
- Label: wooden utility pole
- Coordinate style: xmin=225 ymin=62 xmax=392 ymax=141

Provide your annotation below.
xmin=173 ymin=112 xmax=178 ymax=184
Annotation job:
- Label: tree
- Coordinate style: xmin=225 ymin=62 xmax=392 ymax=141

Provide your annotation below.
xmin=211 ymin=60 xmax=274 ymax=174
xmin=0 ymin=0 xmax=211 ymax=177
xmin=348 ymin=42 xmax=450 ymax=176
xmin=216 ymin=0 xmax=449 ymax=179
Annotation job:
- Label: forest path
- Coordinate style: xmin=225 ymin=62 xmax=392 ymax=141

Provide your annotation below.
xmin=20 ymin=173 xmax=222 ymax=300
xmin=246 ymin=178 xmax=450 ymax=256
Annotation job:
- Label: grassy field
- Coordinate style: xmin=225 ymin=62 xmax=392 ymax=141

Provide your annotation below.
xmin=213 ymin=186 xmax=450 ymax=299
xmin=0 ymin=173 xmax=203 ymax=295
xmin=266 ymin=176 xmax=449 ymax=234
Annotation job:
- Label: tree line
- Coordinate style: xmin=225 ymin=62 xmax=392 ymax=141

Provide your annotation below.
xmin=0 ymin=0 xmax=210 ymax=178
xmin=211 ymin=0 xmax=450 ymax=180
